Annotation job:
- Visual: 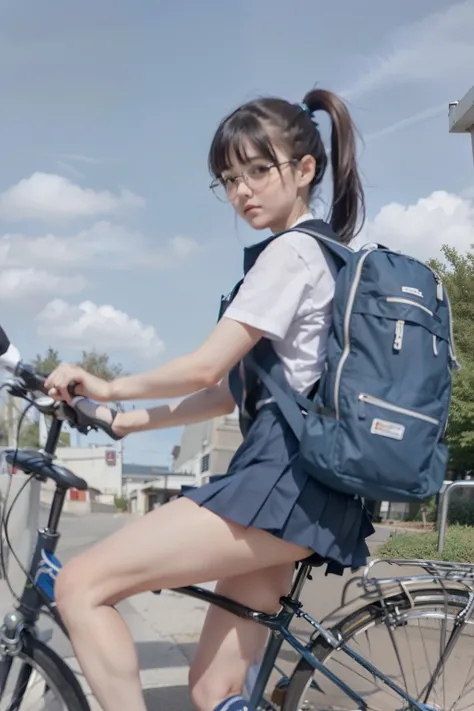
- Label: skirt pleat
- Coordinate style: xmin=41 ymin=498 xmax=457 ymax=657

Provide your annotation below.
xmin=183 ymin=404 xmax=375 ymax=575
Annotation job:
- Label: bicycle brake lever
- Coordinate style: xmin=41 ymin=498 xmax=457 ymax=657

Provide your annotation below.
xmin=57 ymin=402 xmax=97 ymax=435
xmin=6 ymin=379 xmax=28 ymax=398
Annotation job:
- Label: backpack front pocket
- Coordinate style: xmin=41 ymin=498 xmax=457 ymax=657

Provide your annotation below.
xmin=334 ymin=391 xmax=442 ymax=499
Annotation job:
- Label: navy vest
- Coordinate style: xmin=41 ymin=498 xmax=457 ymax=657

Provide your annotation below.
xmin=218 ymin=220 xmax=331 ymax=434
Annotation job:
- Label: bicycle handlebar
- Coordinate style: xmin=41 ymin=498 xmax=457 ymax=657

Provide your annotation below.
xmin=3 ymin=361 xmax=123 ymax=442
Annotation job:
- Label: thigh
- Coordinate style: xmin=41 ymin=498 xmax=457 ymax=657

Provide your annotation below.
xmin=189 ymin=564 xmax=295 ymax=707
xmin=55 ymin=497 xmax=310 ymax=607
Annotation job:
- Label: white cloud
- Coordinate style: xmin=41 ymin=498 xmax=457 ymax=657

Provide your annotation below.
xmin=342 ymin=1 xmax=474 ymax=101
xmin=0 ymin=269 xmax=86 ymax=302
xmin=365 ymin=104 xmax=445 ymax=143
xmin=0 ymin=172 xmax=145 ymax=223
xmin=353 ymin=190 xmax=474 ymax=261
xmin=55 ymin=160 xmax=85 ymax=180
xmin=168 ymin=235 xmax=199 ymax=258
xmin=57 ymin=153 xmax=105 ymax=166
xmin=0 ymin=221 xmax=199 ymax=271
xmin=139 ymin=234 xmax=200 ymax=267
xmin=0 ymin=221 xmax=135 ymax=270
xmin=36 ymin=299 xmax=164 ymax=358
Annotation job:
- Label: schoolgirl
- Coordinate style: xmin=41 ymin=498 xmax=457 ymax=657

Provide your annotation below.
xmin=45 ymin=87 xmax=374 ymax=711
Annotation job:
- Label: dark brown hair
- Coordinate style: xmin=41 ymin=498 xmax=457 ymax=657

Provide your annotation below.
xmin=208 ymin=88 xmax=365 ymax=244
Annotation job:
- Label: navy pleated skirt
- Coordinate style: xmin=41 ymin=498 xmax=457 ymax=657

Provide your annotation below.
xmin=183 ymin=403 xmax=375 ymax=576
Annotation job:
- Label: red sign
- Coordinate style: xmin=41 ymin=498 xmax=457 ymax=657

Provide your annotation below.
xmin=105 ymin=450 xmax=116 ymax=466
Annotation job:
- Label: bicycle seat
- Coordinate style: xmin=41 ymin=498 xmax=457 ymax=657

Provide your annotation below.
xmin=4 ymin=450 xmax=88 ymax=491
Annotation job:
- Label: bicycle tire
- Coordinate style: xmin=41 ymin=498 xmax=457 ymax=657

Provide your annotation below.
xmin=0 ymin=633 xmax=90 ymax=711
xmin=281 ymin=586 xmax=471 ymax=711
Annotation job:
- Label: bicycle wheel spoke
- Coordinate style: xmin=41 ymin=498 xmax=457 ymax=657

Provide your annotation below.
xmin=402 ymin=619 xmax=419 ymax=699
xmin=449 ymin=656 xmax=474 ymax=711
xmin=0 ymin=656 xmax=68 ymax=711
xmin=284 ymin=589 xmax=474 ymax=711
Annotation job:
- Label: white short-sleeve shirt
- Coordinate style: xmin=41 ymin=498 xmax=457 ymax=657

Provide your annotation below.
xmin=224 ymin=213 xmax=337 ymax=394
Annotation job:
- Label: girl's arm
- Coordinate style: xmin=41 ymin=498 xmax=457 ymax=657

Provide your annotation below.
xmin=45 ymin=317 xmax=263 ymax=403
xmin=113 ymin=376 xmax=236 ymax=436
xmin=109 ymin=318 xmax=260 ymax=401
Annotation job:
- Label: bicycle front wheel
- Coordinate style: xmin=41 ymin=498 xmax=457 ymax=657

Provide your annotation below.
xmin=282 ymin=585 xmax=474 ymax=711
xmin=0 ymin=633 xmax=90 ymax=711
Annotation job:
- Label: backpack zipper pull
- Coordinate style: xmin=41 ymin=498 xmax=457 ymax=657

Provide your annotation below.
xmin=393 ymin=320 xmax=404 ymax=351
xmin=433 ymin=271 xmax=444 ymax=301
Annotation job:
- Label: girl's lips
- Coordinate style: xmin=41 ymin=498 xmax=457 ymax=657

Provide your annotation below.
xmin=244 ymin=205 xmax=260 ymax=214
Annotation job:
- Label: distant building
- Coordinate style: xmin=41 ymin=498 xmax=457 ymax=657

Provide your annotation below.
xmin=172 ymin=414 xmax=242 ymax=486
xmin=38 ymin=444 xmax=122 ymax=514
xmin=121 ymin=414 xmax=243 ymax=516
xmin=449 ymin=85 xmax=474 ymax=164
xmin=122 ymin=462 xmax=170 ymax=493
xmin=122 ymin=462 xmax=195 ymax=515
xmin=56 ymin=444 xmax=122 ymax=498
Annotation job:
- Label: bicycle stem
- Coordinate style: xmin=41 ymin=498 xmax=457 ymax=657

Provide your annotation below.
xmin=42 ymin=418 xmax=66 ymax=535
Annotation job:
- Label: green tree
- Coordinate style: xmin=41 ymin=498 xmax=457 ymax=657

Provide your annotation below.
xmin=77 ymin=349 xmax=124 ymax=382
xmin=6 ymin=347 xmax=124 ymax=448
xmin=18 ymin=422 xmax=41 ymax=449
xmin=17 ymin=421 xmax=71 ymax=448
xmin=33 ymin=347 xmax=61 ymax=375
xmin=428 ymin=245 xmax=474 ymax=474
xmin=32 ymin=346 xmax=124 ymax=382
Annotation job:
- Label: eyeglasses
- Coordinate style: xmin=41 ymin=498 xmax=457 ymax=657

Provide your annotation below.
xmin=210 ymin=160 xmax=298 ymax=202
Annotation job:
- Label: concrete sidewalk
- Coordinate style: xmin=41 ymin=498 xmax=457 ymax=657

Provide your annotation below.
xmin=0 ymin=582 xmax=197 ymax=711
xmin=0 ymin=523 xmax=392 ymax=710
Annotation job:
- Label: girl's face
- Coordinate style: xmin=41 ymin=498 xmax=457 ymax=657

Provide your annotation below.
xmin=220 ymin=139 xmax=315 ymax=234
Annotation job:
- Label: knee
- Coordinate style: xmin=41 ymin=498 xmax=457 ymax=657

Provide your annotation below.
xmin=54 ymin=560 xmax=89 ymax=623
xmin=189 ymin=664 xmax=241 ymax=711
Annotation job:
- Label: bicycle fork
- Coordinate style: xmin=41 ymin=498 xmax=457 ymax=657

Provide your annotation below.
xmin=0 ymin=549 xmax=62 ymax=695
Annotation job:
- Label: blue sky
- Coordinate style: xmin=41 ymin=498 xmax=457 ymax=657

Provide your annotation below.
xmin=1 ymin=0 xmax=474 ymax=466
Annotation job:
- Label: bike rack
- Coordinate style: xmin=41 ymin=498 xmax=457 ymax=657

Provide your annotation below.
xmin=437 ymin=480 xmax=474 ymax=552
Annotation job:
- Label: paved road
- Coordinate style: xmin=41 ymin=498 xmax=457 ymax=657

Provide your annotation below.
xmin=1 ymin=509 xmax=394 ymax=710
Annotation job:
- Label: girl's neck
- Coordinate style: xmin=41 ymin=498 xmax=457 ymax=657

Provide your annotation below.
xmin=269 ymin=205 xmax=312 ymax=234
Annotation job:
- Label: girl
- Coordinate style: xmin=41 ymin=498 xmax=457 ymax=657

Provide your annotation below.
xmin=45 ymin=87 xmax=374 ymax=711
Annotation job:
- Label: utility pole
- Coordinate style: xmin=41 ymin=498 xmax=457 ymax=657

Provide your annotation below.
xmin=6 ymin=394 xmax=18 ymax=448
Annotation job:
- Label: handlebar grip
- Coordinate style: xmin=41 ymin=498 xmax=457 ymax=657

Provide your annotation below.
xmin=67 ymin=380 xmax=80 ymax=398
xmin=71 ymin=396 xmax=124 ymax=441
xmin=15 ymin=362 xmax=48 ymax=395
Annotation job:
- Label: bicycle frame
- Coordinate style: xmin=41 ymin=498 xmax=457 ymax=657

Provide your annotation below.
xmin=2 ymin=516 xmax=438 ymax=711
xmin=0 ymin=417 xmax=441 ymax=711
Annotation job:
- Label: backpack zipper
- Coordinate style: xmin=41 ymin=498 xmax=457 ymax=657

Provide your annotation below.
xmin=387 ymin=252 xmax=459 ymax=368
xmin=358 ymin=393 xmax=440 ymax=425
xmin=333 ymin=248 xmax=375 ymax=419
xmin=445 ymin=289 xmax=460 ymax=369
xmin=386 ymin=297 xmax=434 ymax=316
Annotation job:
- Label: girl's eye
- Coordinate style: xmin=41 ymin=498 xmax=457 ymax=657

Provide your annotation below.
xmin=248 ymin=165 xmax=270 ymax=179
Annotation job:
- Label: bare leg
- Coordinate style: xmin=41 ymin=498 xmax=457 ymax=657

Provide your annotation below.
xmin=55 ymin=498 xmax=310 ymax=711
xmin=189 ymin=564 xmax=294 ymax=711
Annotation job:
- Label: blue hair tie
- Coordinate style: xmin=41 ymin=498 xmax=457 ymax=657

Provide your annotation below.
xmin=299 ymin=102 xmax=312 ymax=116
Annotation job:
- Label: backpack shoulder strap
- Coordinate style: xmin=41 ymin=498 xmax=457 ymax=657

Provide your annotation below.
xmin=285 ymin=218 xmax=351 ymax=266
xmin=244 ymin=350 xmax=306 ymax=441
xmin=217 ymin=278 xmax=243 ymax=321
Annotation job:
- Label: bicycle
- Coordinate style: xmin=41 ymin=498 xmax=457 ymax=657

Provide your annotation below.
xmin=0 ymin=362 xmax=473 ymax=710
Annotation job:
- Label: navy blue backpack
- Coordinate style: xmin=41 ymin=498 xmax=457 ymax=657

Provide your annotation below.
xmin=244 ymin=219 xmax=459 ymax=503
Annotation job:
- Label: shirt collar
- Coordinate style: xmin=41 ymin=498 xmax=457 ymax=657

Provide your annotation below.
xmin=243 ymin=212 xmax=314 ymax=275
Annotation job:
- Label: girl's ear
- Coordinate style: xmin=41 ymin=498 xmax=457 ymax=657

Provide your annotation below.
xmin=297 ymin=154 xmax=316 ymax=189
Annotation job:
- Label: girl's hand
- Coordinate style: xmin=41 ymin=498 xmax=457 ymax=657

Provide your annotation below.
xmin=44 ymin=364 xmax=112 ymax=403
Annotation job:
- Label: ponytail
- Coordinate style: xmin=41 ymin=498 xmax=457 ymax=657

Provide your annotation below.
xmin=302 ymin=89 xmax=365 ymax=244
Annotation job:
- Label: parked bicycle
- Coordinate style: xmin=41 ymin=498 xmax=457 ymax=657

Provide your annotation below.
xmin=0 ymin=361 xmax=473 ymax=710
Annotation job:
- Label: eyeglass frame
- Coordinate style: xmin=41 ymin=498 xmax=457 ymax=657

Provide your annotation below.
xmin=209 ymin=159 xmax=299 ymax=201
